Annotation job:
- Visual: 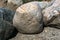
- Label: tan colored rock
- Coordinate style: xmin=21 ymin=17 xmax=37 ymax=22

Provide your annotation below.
xmin=0 ymin=0 xmax=23 ymax=11
xmin=13 ymin=2 xmax=43 ymax=34
xmin=42 ymin=0 xmax=60 ymax=25
xmin=7 ymin=0 xmax=23 ymax=11
xmin=0 ymin=0 xmax=7 ymax=8
xmin=47 ymin=6 xmax=60 ymax=28
xmin=8 ymin=0 xmax=23 ymax=6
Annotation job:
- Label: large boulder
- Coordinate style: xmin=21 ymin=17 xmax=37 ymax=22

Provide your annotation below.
xmin=13 ymin=2 xmax=43 ymax=34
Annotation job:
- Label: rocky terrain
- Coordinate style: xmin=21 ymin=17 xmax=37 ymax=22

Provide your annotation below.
xmin=10 ymin=27 xmax=60 ymax=40
xmin=0 ymin=0 xmax=60 ymax=40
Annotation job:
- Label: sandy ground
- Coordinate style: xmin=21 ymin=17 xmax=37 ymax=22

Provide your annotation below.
xmin=10 ymin=27 xmax=60 ymax=40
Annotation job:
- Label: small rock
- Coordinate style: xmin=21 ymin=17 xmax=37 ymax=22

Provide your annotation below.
xmin=13 ymin=2 xmax=43 ymax=34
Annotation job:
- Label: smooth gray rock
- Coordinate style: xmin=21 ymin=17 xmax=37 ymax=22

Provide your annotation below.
xmin=13 ymin=2 xmax=43 ymax=34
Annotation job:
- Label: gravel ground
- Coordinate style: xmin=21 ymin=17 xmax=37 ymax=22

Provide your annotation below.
xmin=10 ymin=27 xmax=60 ymax=40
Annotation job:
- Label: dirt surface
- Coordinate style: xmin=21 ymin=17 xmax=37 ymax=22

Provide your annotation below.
xmin=10 ymin=27 xmax=60 ymax=40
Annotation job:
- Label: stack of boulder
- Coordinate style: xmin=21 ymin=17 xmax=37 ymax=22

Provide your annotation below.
xmin=0 ymin=0 xmax=60 ymax=40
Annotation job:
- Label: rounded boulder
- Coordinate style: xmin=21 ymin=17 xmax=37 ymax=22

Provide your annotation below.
xmin=13 ymin=2 xmax=43 ymax=34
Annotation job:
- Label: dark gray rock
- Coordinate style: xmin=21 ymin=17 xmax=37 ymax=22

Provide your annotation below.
xmin=0 ymin=8 xmax=15 ymax=23
xmin=0 ymin=8 xmax=18 ymax=40
xmin=0 ymin=20 xmax=18 ymax=40
xmin=23 ymin=0 xmax=42 ymax=3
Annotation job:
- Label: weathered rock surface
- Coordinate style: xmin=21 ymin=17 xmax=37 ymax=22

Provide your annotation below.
xmin=7 ymin=0 xmax=23 ymax=11
xmin=13 ymin=2 xmax=43 ymax=34
xmin=0 ymin=0 xmax=23 ymax=11
xmin=10 ymin=27 xmax=60 ymax=40
xmin=42 ymin=0 xmax=60 ymax=26
xmin=47 ymin=6 xmax=60 ymax=28
xmin=0 ymin=0 xmax=7 ymax=8
xmin=8 ymin=0 xmax=23 ymax=6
